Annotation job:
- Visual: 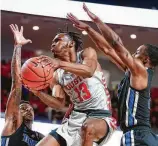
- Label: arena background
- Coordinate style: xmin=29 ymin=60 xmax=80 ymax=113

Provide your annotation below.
xmin=1 ymin=0 xmax=158 ymax=145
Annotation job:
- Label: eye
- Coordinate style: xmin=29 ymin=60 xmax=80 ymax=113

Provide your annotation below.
xmin=54 ymin=38 xmax=60 ymax=43
xmin=136 ymin=51 xmax=139 ymax=54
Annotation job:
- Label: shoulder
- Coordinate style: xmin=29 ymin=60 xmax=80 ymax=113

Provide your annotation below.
xmin=132 ymin=59 xmax=147 ymax=76
xmin=81 ymin=47 xmax=97 ymax=59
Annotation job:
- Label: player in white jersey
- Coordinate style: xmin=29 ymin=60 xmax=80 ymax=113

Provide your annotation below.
xmin=31 ymin=29 xmax=116 ymax=146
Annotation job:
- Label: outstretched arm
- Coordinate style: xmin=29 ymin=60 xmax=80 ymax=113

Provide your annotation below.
xmin=67 ymin=13 xmax=126 ymax=71
xmin=83 ymin=4 xmax=146 ymax=76
xmin=29 ymin=71 xmax=66 ymax=109
xmin=2 ymin=24 xmax=31 ymax=135
xmin=83 ymin=3 xmax=123 ymax=46
xmin=30 ymin=84 xmax=66 ymax=109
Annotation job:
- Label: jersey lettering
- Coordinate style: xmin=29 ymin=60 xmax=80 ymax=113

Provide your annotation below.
xmin=65 ymin=76 xmax=82 ymax=90
xmin=74 ymin=82 xmax=91 ymax=102
xmin=22 ymin=133 xmax=38 ymax=146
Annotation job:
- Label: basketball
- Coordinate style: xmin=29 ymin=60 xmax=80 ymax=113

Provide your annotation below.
xmin=21 ymin=56 xmax=55 ymax=90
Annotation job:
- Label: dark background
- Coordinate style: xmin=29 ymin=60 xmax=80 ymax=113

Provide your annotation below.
xmin=72 ymin=0 xmax=158 ymax=9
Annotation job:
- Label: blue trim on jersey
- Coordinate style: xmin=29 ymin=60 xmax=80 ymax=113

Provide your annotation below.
xmin=1 ymin=137 xmax=6 ymax=146
xmin=1 ymin=137 xmax=9 ymax=146
xmin=125 ymin=132 xmax=131 ymax=146
xmin=128 ymin=88 xmax=135 ymax=126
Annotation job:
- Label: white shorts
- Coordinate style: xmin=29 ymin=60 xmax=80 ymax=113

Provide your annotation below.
xmin=56 ymin=110 xmax=117 ymax=146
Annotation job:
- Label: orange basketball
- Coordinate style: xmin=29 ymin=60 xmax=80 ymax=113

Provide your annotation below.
xmin=21 ymin=56 xmax=55 ymax=90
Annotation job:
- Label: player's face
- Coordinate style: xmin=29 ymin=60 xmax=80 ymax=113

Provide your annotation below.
xmin=51 ymin=33 xmax=71 ymax=58
xmin=133 ymin=45 xmax=149 ymax=64
xmin=133 ymin=45 xmax=147 ymax=59
xmin=19 ymin=103 xmax=34 ymax=121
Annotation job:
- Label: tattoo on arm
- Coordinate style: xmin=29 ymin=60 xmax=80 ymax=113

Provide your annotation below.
xmin=11 ymin=45 xmax=22 ymax=105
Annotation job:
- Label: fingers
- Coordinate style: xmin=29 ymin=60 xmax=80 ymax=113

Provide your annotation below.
xmin=20 ymin=26 xmax=23 ymax=34
xmin=9 ymin=24 xmax=16 ymax=33
xmin=69 ymin=13 xmax=79 ymax=21
xmin=83 ymin=3 xmax=88 ymax=12
xmin=15 ymin=24 xmax=19 ymax=31
xmin=67 ymin=13 xmax=79 ymax=25
xmin=37 ymin=56 xmax=53 ymax=68
xmin=83 ymin=3 xmax=97 ymax=21
xmin=37 ymin=55 xmax=48 ymax=61
xmin=9 ymin=24 xmax=22 ymax=33
xmin=26 ymin=39 xmax=32 ymax=43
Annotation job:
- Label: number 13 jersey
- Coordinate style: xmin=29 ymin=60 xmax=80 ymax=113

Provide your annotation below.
xmin=55 ymin=51 xmax=111 ymax=111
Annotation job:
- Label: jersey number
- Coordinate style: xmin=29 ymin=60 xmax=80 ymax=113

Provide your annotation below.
xmin=74 ymin=82 xmax=91 ymax=102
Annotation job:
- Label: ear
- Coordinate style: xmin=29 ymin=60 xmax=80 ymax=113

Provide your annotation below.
xmin=143 ymin=56 xmax=149 ymax=64
xmin=68 ymin=40 xmax=75 ymax=48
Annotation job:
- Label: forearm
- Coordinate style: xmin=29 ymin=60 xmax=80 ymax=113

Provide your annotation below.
xmin=91 ymin=20 xmax=128 ymax=70
xmin=34 ymin=91 xmax=64 ymax=109
xmin=59 ymin=60 xmax=95 ymax=78
xmin=11 ymin=44 xmax=22 ymax=105
xmin=86 ymin=27 xmax=112 ymax=54
xmin=112 ymin=41 xmax=129 ymax=56
xmin=94 ymin=17 xmax=122 ymax=45
xmin=11 ymin=45 xmax=22 ymax=86
xmin=5 ymin=45 xmax=22 ymax=118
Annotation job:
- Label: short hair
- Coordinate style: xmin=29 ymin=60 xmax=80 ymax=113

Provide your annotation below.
xmin=57 ymin=25 xmax=83 ymax=51
xmin=144 ymin=44 xmax=158 ymax=67
xmin=20 ymin=100 xmax=30 ymax=105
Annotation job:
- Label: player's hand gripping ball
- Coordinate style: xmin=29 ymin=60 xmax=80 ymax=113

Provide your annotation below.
xmin=21 ymin=56 xmax=57 ymax=90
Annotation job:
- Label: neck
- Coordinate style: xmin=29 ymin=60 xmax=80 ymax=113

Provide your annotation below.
xmin=144 ymin=62 xmax=154 ymax=69
xmin=24 ymin=120 xmax=33 ymax=129
xmin=58 ymin=51 xmax=77 ymax=63
xmin=69 ymin=51 xmax=77 ymax=63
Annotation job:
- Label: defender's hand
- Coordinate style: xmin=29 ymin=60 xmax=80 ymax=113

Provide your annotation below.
xmin=9 ymin=24 xmax=32 ymax=45
xmin=67 ymin=13 xmax=90 ymax=31
xmin=83 ymin=3 xmax=99 ymax=22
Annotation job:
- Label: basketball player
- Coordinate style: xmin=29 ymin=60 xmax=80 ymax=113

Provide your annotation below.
xmin=67 ymin=3 xmax=158 ymax=146
xmin=30 ymin=27 xmax=117 ymax=146
xmin=1 ymin=24 xmax=44 ymax=146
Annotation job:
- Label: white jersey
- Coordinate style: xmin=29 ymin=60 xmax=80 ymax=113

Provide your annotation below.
xmin=55 ymin=51 xmax=111 ymax=111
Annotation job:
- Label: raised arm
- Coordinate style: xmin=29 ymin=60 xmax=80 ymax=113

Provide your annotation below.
xmin=2 ymin=25 xmax=31 ymax=135
xmin=67 ymin=13 xmax=126 ymax=71
xmin=83 ymin=3 xmax=124 ymax=46
xmin=83 ymin=4 xmax=146 ymax=75
xmin=82 ymin=4 xmax=147 ymax=74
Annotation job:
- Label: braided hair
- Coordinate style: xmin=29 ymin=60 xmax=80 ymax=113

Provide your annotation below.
xmin=57 ymin=24 xmax=83 ymax=51
xmin=144 ymin=44 xmax=158 ymax=67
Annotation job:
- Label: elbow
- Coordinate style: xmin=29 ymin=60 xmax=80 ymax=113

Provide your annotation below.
xmin=88 ymin=71 xmax=94 ymax=78
xmin=84 ymin=69 xmax=94 ymax=78
xmin=55 ymin=103 xmax=65 ymax=110
xmin=55 ymin=100 xmax=65 ymax=109
xmin=58 ymin=104 xmax=65 ymax=109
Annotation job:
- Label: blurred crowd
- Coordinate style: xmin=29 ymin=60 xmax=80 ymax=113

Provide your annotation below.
xmin=1 ymin=59 xmax=158 ymax=128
